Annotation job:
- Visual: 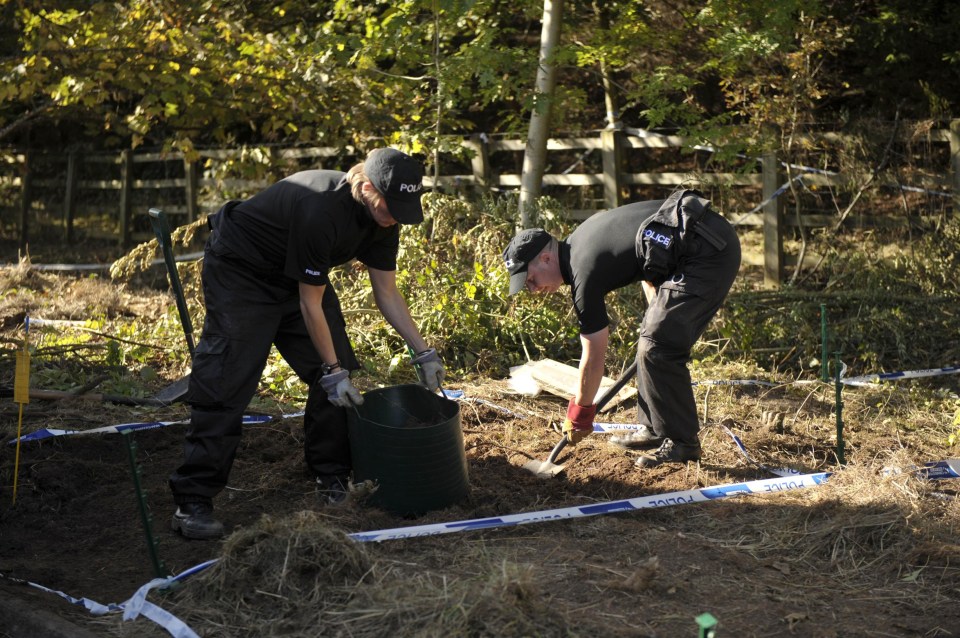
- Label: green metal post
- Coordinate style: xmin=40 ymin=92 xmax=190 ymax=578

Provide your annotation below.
xmin=123 ymin=431 xmax=169 ymax=579
xmin=833 ymin=351 xmax=845 ymax=466
xmin=820 ymin=304 xmax=828 ymax=382
xmin=696 ymin=612 xmax=718 ymax=638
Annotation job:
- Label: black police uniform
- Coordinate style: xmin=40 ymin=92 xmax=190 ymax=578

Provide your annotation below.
xmin=559 ymin=190 xmax=740 ymax=446
xmin=169 ymin=170 xmax=399 ymax=506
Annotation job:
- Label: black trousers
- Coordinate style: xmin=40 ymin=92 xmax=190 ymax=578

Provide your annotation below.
xmin=168 ymin=247 xmax=359 ymax=505
xmin=635 ymin=212 xmax=741 ymax=445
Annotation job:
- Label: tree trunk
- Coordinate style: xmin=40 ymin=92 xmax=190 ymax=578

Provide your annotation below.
xmin=518 ymin=0 xmax=563 ymax=228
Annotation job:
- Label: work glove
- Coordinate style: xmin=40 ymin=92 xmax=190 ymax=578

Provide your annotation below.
xmin=319 ymin=369 xmax=364 ymax=408
xmin=562 ymin=399 xmax=597 ymax=445
xmin=410 ymin=347 xmax=446 ymax=392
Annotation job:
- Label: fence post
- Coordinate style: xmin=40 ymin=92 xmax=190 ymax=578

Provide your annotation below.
xmin=184 ymin=157 xmax=199 ymax=223
xmin=601 ymin=128 xmax=624 ymax=209
xmin=465 ymin=134 xmax=492 ymax=190
xmin=761 ymin=147 xmax=783 ymax=288
xmin=64 ymin=151 xmax=78 ymax=242
xmin=949 ymin=119 xmax=960 ymax=211
xmin=119 ymin=149 xmax=133 ymax=248
xmin=18 ymin=152 xmax=31 ymax=254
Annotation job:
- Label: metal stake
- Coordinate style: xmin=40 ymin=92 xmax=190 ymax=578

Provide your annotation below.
xmin=123 ymin=431 xmax=169 ymax=579
xmin=833 ymin=351 xmax=845 ymax=466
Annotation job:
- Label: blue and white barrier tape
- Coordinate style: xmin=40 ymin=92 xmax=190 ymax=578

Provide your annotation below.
xmin=884 ymin=459 xmax=960 ymax=480
xmin=692 ymin=379 xmax=778 ymax=388
xmin=593 ymin=420 xmax=804 ymax=478
xmin=918 ymin=460 xmax=960 ymax=479
xmin=10 ymin=358 xmax=954 ymax=448
xmin=5 ymin=389 xmax=513 ymax=446
xmin=841 ymin=365 xmax=960 ymax=387
xmin=745 ymin=174 xmax=807 ymax=214
xmin=27 ymin=252 xmax=205 ymax=273
xmin=0 ymin=567 xmax=203 ymax=638
xmin=442 ymin=388 xmax=526 ymax=417
xmin=8 ymin=414 xmax=273 ymax=444
xmin=622 ymin=126 xmax=955 ymax=202
xmin=348 ymin=472 xmax=830 ymax=542
xmin=718 ymin=423 xmax=805 ymax=477
xmin=10 ymin=456 xmax=958 ymax=636
xmin=591 ymin=422 xmax=641 ymax=433
xmin=351 ymin=457 xmax=960 ymax=543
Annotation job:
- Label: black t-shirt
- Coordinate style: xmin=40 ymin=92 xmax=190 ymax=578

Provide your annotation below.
xmin=559 ymin=200 xmax=663 ymax=334
xmin=212 ymin=170 xmax=400 ymax=289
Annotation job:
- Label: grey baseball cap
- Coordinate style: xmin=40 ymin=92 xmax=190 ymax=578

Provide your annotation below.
xmin=502 ymin=228 xmax=552 ymax=295
xmin=364 ymin=148 xmax=425 ymax=224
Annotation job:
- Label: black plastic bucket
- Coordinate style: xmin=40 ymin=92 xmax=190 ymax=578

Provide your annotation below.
xmin=347 ymin=384 xmax=468 ymax=516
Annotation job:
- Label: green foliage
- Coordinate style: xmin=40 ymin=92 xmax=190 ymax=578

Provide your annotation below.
xmin=326 ymin=192 xmax=584 ymax=378
xmin=3 ymin=0 xmax=957 ymax=185
xmin=717 ymin=221 xmax=960 ymax=376
xmin=0 ymin=0 xmax=549 ymax=153
xmin=949 ymin=406 xmax=960 ymax=447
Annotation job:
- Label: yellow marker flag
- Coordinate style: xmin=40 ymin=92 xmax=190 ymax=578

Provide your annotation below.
xmin=12 ymin=319 xmax=29 ymax=505
xmin=14 ymin=349 xmax=30 ymax=404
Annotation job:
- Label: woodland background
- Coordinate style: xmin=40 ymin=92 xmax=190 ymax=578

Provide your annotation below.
xmin=1 ymin=1 xmax=958 ymax=179
xmin=2 ymin=0 xmax=960 ymax=420
xmin=2 ymin=4 xmax=960 ymax=637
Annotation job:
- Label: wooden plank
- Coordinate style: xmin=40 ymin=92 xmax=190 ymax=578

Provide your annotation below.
xmin=277 ymin=147 xmax=341 ymax=159
xmin=623 ymin=135 xmax=686 ymax=148
xmin=602 ymin=128 xmax=625 ymax=208
xmin=118 ymin=149 xmax=133 ymax=248
xmin=519 ymin=359 xmax=637 ymax=412
xmin=488 ymin=137 xmax=601 ymax=152
xmin=63 ymin=151 xmax=77 ymax=242
xmin=184 ymin=159 xmax=199 ymax=223
xmin=19 ymin=152 xmax=31 ymax=252
xmin=761 ymin=148 xmax=783 ymax=288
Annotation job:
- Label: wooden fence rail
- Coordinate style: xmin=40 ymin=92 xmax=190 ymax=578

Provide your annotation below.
xmin=3 ymin=121 xmax=958 ymax=286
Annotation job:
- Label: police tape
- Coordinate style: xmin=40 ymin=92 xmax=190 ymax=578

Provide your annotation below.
xmin=10 ymin=358 xmax=954 ymax=447
xmin=841 ymin=365 xmax=960 ymax=386
xmin=344 ymin=472 xmax=806 ymax=542
xmin=350 ymin=459 xmax=960 ymax=543
xmin=8 ymin=458 xmax=958 ymax=637
xmin=623 ymin=126 xmax=955 ymax=208
xmin=718 ymin=423 xmax=805 ymax=477
xmin=692 ymin=379 xmax=778 ymax=388
xmin=7 ymin=414 xmax=273 ymax=444
xmin=0 ymin=561 xmax=209 ymax=638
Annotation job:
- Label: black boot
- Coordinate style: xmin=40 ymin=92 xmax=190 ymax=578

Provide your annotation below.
xmin=635 ymin=439 xmax=701 ymax=468
xmin=171 ymin=501 xmax=225 ymax=540
xmin=609 ymin=425 xmax=664 ymax=450
xmin=316 ymin=475 xmax=351 ymax=505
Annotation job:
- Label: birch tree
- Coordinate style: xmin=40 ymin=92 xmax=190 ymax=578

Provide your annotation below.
xmin=518 ymin=0 xmax=563 ymax=228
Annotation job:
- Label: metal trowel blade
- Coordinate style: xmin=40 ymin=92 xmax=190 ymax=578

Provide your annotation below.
xmin=522 ymin=459 xmax=566 ymax=478
xmin=153 ymin=373 xmax=190 ymax=405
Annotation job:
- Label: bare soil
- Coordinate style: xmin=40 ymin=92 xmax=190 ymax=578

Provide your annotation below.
xmin=1 ymin=264 xmax=959 ymax=638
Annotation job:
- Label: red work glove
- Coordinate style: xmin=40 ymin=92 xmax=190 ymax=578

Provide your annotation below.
xmin=562 ymin=399 xmax=597 ymax=445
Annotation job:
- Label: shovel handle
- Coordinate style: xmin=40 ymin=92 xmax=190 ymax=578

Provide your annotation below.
xmin=547 ymin=359 xmax=639 ymax=464
xmin=148 ymin=208 xmax=196 ymax=357
xmin=546 ymin=436 xmax=568 ymax=464
xmin=595 ymin=359 xmax=638 ymax=412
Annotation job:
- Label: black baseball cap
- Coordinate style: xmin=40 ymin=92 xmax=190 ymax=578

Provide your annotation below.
xmin=502 ymin=228 xmax=553 ymax=295
xmin=364 ymin=148 xmax=425 ymax=224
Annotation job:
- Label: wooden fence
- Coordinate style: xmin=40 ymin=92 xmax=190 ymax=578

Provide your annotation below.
xmin=2 ymin=121 xmax=959 ymax=285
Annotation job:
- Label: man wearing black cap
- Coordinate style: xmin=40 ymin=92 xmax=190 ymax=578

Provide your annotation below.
xmin=503 ymin=190 xmax=740 ymax=469
xmin=170 ymin=148 xmax=445 ymax=539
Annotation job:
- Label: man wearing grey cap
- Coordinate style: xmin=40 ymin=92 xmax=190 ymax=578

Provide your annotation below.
xmin=170 ymin=148 xmax=445 ymax=539
xmin=503 ymin=190 xmax=739 ymax=470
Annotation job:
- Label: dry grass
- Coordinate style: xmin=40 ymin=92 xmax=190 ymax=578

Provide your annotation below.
xmin=5 ymin=220 xmax=960 ymax=637
xmin=96 ymin=445 xmax=959 ymax=638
